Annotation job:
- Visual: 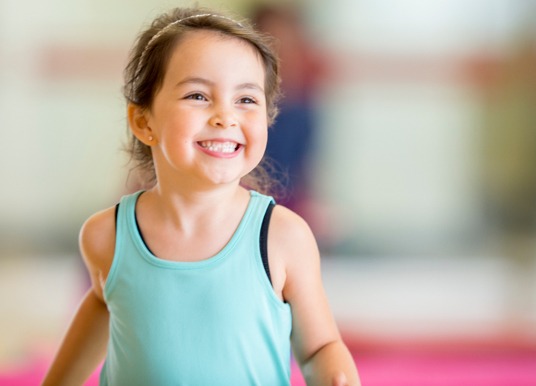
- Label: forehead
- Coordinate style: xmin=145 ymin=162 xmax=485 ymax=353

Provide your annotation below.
xmin=166 ymin=29 xmax=264 ymax=73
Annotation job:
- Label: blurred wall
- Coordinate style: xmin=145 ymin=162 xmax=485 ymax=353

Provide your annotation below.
xmin=1 ymin=0 xmax=535 ymax=260
xmin=305 ymin=0 xmax=536 ymax=256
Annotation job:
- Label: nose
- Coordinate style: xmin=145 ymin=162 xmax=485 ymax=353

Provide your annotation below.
xmin=209 ymin=106 xmax=238 ymax=129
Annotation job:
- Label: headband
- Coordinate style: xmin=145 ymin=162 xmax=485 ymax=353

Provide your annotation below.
xmin=135 ymin=14 xmax=244 ymax=83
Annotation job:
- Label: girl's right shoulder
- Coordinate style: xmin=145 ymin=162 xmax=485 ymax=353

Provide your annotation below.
xmin=79 ymin=206 xmax=117 ymax=296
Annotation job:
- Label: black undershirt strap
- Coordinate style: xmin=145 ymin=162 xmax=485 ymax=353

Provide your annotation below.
xmin=259 ymin=202 xmax=275 ymax=285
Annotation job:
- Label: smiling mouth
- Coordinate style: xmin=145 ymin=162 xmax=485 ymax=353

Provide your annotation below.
xmin=198 ymin=140 xmax=240 ymax=153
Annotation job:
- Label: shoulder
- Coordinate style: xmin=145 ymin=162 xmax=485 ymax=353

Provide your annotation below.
xmin=269 ymin=205 xmax=318 ymax=255
xmin=79 ymin=205 xmax=117 ymax=298
xmin=264 ymin=204 xmax=319 ymax=302
xmin=268 ymin=205 xmax=321 ymax=292
xmin=79 ymin=206 xmax=116 ymax=261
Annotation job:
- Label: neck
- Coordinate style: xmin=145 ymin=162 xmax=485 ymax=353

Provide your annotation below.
xmin=140 ymin=182 xmax=250 ymax=234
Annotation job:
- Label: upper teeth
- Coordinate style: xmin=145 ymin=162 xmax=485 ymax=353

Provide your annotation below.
xmin=199 ymin=141 xmax=237 ymax=153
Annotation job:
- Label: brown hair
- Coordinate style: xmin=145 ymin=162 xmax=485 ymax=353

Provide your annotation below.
xmin=123 ymin=7 xmax=282 ymax=191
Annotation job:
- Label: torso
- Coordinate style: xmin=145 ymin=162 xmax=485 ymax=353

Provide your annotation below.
xmin=98 ymin=190 xmax=293 ymax=385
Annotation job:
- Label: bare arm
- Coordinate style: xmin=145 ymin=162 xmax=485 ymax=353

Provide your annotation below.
xmin=300 ymin=340 xmax=359 ymax=386
xmin=42 ymin=208 xmax=116 ymax=386
xmin=42 ymin=289 xmax=109 ymax=386
xmin=270 ymin=206 xmax=360 ymax=386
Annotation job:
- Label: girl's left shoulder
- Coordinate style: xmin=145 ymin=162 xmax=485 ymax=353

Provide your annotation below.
xmin=266 ymin=204 xmax=321 ymax=302
xmin=270 ymin=204 xmax=315 ymax=239
xmin=269 ymin=205 xmax=320 ymax=266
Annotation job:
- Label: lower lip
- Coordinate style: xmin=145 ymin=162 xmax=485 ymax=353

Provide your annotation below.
xmin=196 ymin=143 xmax=243 ymax=159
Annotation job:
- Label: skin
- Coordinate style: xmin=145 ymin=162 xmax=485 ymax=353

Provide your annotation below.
xmin=42 ymin=30 xmax=360 ymax=386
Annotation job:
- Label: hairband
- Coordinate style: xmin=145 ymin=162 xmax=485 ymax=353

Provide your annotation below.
xmin=135 ymin=14 xmax=244 ymax=82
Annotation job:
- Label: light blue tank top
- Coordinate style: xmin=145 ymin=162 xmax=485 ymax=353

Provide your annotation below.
xmin=100 ymin=190 xmax=292 ymax=386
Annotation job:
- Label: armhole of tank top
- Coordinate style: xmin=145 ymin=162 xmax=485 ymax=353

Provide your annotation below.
xmin=259 ymin=202 xmax=275 ymax=286
xmin=103 ymin=203 xmax=121 ymax=301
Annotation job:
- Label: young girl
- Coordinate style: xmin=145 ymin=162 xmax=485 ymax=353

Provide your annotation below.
xmin=42 ymin=7 xmax=360 ymax=386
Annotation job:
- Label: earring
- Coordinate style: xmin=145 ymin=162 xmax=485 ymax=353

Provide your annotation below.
xmin=148 ymin=135 xmax=153 ymax=142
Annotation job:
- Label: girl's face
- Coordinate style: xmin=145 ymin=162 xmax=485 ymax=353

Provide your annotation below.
xmin=145 ymin=30 xmax=268 ymax=189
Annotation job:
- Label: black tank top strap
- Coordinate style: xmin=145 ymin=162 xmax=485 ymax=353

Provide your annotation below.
xmin=259 ymin=202 xmax=275 ymax=285
xmin=114 ymin=203 xmax=119 ymax=225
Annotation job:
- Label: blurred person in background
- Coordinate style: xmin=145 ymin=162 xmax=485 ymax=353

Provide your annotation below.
xmin=250 ymin=3 xmax=334 ymax=247
xmin=481 ymin=32 xmax=536 ymax=331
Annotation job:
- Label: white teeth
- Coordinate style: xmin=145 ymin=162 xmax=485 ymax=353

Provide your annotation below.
xmin=199 ymin=141 xmax=238 ymax=153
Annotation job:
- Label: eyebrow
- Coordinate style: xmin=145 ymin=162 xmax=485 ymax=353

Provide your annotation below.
xmin=175 ymin=77 xmax=264 ymax=93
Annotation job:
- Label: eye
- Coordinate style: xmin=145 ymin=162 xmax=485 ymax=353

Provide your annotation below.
xmin=184 ymin=93 xmax=207 ymax=101
xmin=238 ymin=97 xmax=257 ymax=104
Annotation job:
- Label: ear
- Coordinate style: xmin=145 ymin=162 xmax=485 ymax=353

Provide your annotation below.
xmin=127 ymin=103 xmax=155 ymax=146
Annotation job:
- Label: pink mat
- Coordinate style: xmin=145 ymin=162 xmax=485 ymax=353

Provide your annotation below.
xmin=0 ymin=360 xmax=305 ymax=386
xmin=355 ymin=350 xmax=536 ymax=386
xmin=2 ymin=349 xmax=536 ymax=385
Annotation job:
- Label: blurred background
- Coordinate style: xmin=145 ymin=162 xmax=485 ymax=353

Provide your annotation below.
xmin=1 ymin=0 xmax=535 ymax=384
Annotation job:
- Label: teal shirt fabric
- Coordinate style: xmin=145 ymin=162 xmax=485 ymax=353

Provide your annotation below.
xmin=100 ymin=190 xmax=292 ymax=386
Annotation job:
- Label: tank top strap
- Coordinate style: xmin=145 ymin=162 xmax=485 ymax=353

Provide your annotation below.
xmin=247 ymin=190 xmax=275 ymax=225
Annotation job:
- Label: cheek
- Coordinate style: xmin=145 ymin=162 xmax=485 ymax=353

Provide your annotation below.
xmin=245 ymin=127 xmax=267 ymax=166
xmin=255 ymin=113 xmax=269 ymax=143
xmin=255 ymin=126 xmax=268 ymax=154
xmin=244 ymin=112 xmax=268 ymax=146
xmin=258 ymin=125 xmax=268 ymax=145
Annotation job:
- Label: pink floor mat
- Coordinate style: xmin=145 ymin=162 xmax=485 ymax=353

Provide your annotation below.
xmin=2 ymin=348 xmax=536 ymax=385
